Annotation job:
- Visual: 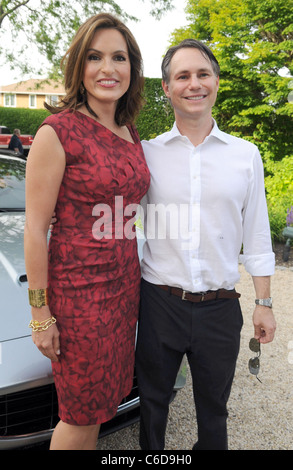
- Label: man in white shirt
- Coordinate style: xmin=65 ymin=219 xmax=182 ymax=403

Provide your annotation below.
xmin=135 ymin=39 xmax=276 ymax=450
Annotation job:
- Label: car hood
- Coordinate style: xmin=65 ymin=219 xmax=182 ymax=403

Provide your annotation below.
xmin=0 ymin=212 xmax=146 ymax=342
xmin=0 ymin=212 xmax=30 ymax=341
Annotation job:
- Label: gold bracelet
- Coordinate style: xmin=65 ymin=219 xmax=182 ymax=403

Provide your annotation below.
xmin=28 ymin=288 xmax=48 ymax=308
xmin=29 ymin=316 xmax=56 ymax=332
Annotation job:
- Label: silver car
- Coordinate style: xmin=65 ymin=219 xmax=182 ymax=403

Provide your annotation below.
xmin=0 ymin=152 xmax=186 ymax=449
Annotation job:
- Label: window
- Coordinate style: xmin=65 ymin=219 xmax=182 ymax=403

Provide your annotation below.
xmin=29 ymin=94 xmax=36 ymax=108
xmin=4 ymin=94 xmax=16 ymax=107
xmin=46 ymin=95 xmax=59 ymax=106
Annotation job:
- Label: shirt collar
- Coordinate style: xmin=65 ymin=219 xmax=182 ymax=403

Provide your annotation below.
xmin=163 ymin=119 xmax=229 ymax=145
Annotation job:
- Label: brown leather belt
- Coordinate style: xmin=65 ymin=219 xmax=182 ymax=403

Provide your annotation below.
xmin=157 ymin=285 xmax=241 ymax=302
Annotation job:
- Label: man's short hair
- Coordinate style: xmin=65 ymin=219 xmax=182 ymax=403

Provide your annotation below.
xmin=162 ymin=39 xmax=220 ymax=83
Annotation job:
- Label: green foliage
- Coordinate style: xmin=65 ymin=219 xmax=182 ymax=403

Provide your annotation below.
xmin=0 ymin=107 xmax=50 ymax=135
xmin=265 ymin=155 xmax=293 ymax=242
xmin=268 ymin=203 xmax=289 ymax=244
xmin=265 ymin=155 xmax=293 ymax=208
xmin=136 ymin=78 xmax=174 ymax=140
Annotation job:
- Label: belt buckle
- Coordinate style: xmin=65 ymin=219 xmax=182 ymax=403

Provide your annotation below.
xmin=182 ymin=290 xmax=206 ymax=301
xmin=182 ymin=290 xmax=188 ymax=301
xmin=200 ymin=292 xmax=205 ymax=301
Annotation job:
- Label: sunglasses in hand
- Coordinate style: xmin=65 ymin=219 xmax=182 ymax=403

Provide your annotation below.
xmin=248 ymin=338 xmax=262 ymax=383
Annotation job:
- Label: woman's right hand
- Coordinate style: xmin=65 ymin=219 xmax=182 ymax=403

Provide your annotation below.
xmin=31 ymin=308 xmax=61 ymax=362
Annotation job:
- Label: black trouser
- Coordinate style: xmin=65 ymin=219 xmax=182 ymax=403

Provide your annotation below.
xmin=135 ymin=279 xmax=243 ymax=450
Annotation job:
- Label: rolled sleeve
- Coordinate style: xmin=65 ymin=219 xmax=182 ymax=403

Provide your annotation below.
xmin=241 ymin=148 xmax=275 ymax=277
xmin=239 ymin=252 xmax=275 ymax=276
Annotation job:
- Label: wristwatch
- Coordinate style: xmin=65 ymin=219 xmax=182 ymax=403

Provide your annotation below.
xmin=255 ymin=297 xmax=272 ymax=308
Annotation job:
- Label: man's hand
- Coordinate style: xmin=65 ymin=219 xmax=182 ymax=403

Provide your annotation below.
xmin=49 ymin=211 xmax=57 ymax=230
xmin=253 ymin=305 xmax=276 ymax=344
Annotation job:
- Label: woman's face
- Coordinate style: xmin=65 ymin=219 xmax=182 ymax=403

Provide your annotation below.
xmin=83 ymin=28 xmax=131 ymax=111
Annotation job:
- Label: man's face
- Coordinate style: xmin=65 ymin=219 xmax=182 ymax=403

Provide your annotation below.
xmin=162 ymin=48 xmax=219 ymax=121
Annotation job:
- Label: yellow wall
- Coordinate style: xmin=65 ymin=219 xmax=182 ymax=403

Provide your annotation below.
xmin=0 ymin=93 xmax=62 ymax=109
xmin=16 ymin=95 xmax=29 ymax=108
xmin=36 ymin=95 xmax=46 ymax=109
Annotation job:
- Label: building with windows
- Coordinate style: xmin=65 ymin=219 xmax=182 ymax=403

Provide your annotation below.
xmin=0 ymin=79 xmax=65 ymax=109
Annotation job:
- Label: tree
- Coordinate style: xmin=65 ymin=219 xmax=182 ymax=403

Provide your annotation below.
xmin=169 ymin=0 xmax=293 ymax=163
xmin=0 ymin=0 xmax=174 ymax=77
xmin=136 ymin=77 xmax=174 ymax=140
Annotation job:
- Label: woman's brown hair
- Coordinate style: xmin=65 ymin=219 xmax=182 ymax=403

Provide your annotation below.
xmin=45 ymin=13 xmax=144 ymax=126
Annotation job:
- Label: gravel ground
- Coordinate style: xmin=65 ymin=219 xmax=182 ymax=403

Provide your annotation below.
xmin=97 ymin=264 xmax=293 ymax=451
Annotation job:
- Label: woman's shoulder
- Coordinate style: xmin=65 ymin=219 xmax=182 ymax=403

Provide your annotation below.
xmin=43 ymin=109 xmax=73 ymax=126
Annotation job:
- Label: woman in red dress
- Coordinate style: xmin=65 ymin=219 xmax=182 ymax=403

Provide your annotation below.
xmin=24 ymin=13 xmax=150 ymax=449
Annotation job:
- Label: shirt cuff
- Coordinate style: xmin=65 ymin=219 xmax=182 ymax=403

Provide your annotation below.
xmin=239 ymin=252 xmax=275 ymax=276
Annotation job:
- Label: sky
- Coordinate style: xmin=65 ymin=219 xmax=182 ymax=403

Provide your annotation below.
xmin=0 ymin=0 xmax=189 ymax=86
xmin=120 ymin=0 xmax=189 ymax=78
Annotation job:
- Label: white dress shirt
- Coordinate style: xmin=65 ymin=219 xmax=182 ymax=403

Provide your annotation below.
xmin=140 ymin=120 xmax=275 ymax=292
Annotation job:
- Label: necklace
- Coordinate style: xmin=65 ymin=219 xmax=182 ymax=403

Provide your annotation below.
xmin=85 ymin=100 xmax=98 ymax=120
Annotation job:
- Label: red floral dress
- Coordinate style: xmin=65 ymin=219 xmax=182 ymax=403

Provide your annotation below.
xmin=43 ymin=110 xmax=150 ymax=426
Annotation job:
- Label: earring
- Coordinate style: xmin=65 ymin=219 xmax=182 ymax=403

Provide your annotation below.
xmin=80 ymin=82 xmax=86 ymax=95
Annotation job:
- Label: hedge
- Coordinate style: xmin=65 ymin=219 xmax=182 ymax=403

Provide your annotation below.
xmin=0 ymin=107 xmax=50 ymax=136
xmin=0 ymin=78 xmax=174 ymax=138
xmin=136 ymin=77 xmax=175 ymax=140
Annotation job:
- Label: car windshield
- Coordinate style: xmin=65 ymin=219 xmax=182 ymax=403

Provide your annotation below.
xmin=0 ymin=156 xmax=26 ymax=211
